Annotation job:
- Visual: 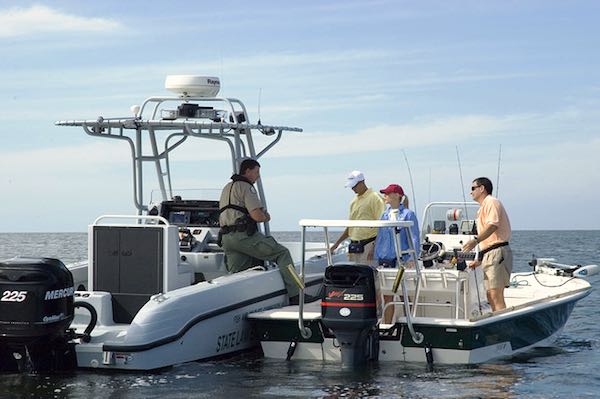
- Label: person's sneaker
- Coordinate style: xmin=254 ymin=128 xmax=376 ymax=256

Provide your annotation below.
xmin=289 ymin=294 xmax=321 ymax=305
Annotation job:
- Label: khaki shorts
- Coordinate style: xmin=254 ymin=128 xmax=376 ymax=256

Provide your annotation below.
xmin=348 ymin=240 xmax=376 ymax=265
xmin=482 ymin=245 xmax=513 ymax=290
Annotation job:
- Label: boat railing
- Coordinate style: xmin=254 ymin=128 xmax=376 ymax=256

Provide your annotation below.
xmin=138 ymin=96 xmax=247 ymax=123
xmin=93 ymin=214 xmax=170 ymax=225
xmin=297 ymin=219 xmax=423 ymax=344
xmin=57 ymin=103 xmax=302 ymax=237
xmin=380 ymin=269 xmax=470 ymax=320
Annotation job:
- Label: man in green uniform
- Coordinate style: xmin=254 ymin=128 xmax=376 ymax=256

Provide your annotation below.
xmin=218 ymin=159 xmax=301 ymax=302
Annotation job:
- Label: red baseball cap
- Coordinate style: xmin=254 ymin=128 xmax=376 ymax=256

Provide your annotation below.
xmin=380 ymin=184 xmax=404 ymax=196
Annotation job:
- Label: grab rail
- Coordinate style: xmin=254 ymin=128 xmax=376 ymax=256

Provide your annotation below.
xmin=401 ymin=278 xmax=424 ymax=344
xmin=383 ymin=270 xmax=470 ymax=320
xmin=93 ymin=214 xmax=170 ymax=225
xmin=296 ymin=219 xmax=423 ymax=344
xmin=298 ymin=225 xmax=312 ymax=339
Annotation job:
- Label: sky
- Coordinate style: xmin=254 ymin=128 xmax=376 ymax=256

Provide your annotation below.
xmin=0 ymin=1 xmax=599 ymax=232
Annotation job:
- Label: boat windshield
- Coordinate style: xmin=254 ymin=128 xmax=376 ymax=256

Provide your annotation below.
xmin=420 ymin=201 xmax=479 ymax=240
xmin=150 ymin=188 xmax=222 ymax=204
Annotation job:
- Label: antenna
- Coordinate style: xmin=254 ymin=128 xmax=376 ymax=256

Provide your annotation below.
xmin=496 ymin=144 xmax=502 ymax=198
xmin=257 ymin=88 xmax=262 ymax=125
xmin=455 ymin=145 xmax=470 ymax=220
xmin=219 ymin=51 xmax=224 ymax=93
xmin=401 ymin=149 xmax=417 ymax=212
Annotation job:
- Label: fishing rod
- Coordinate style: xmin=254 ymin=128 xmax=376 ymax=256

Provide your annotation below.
xmin=455 ymin=145 xmax=470 ymax=221
xmin=402 ymin=149 xmax=417 ymax=212
xmin=257 ymin=88 xmax=262 ymax=124
xmin=496 ymin=144 xmax=502 ymax=198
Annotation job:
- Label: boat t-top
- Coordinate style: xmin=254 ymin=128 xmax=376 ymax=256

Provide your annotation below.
xmin=0 ymin=76 xmax=327 ymax=372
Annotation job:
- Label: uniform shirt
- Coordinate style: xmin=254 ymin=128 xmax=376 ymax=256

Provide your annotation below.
xmin=477 ymin=195 xmax=511 ymax=250
xmin=375 ymin=204 xmax=420 ymax=261
xmin=348 ymin=188 xmax=385 ymax=241
xmin=219 ymin=178 xmax=262 ymax=226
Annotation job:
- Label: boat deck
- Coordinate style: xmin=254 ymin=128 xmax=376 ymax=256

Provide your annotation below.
xmin=248 ymin=269 xmax=591 ymax=325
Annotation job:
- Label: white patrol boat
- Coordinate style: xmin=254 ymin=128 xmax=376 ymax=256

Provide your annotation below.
xmin=247 ymin=202 xmax=598 ymax=368
xmin=0 ymin=76 xmax=328 ymax=372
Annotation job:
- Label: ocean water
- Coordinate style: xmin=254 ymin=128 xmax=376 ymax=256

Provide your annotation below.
xmin=1 ymin=231 xmax=600 ymax=399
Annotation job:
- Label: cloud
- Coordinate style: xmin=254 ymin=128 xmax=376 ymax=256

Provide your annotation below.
xmin=1 ymin=117 xmax=599 ymax=231
xmin=0 ymin=49 xmax=399 ymax=110
xmin=0 ymin=5 xmax=122 ymax=38
xmin=259 ymin=114 xmax=528 ymax=158
xmin=0 ymin=141 xmax=130 ymax=179
xmin=29 ymin=110 xmax=568 ymax=168
xmin=264 ymin=135 xmax=600 ymax=230
xmin=42 ymin=114 xmax=511 ymax=164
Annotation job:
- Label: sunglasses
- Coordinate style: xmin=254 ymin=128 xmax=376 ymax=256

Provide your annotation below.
xmin=470 ymin=185 xmax=481 ymax=191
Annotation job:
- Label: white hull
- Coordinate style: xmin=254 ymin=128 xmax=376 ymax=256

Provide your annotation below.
xmin=262 ymin=327 xmax=564 ymax=365
xmin=72 ymin=268 xmax=324 ymax=370
xmin=250 ymin=270 xmax=591 ymax=365
xmin=0 ymin=79 xmax=329 ymax=373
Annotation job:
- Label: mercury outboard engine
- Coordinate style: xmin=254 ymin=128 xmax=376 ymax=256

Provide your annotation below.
xmin=321 ymin=264 xmax=381 ymax=369
xmin=0 ymin=257 xmax=77 ymax=372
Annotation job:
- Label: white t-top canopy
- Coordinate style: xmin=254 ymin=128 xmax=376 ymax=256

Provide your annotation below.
xmin=299 ymin=219 xmax=413 ymax=228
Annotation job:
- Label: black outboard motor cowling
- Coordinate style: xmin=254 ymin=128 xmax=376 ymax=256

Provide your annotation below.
xmin=321 ymin=264 xmax=381 ymax=369
xmin=0 ymin=257 xmax=76 ymax=372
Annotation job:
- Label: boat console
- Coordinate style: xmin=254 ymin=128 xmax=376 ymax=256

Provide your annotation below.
xmin=154 ymin=198 xmax=222 ymax=253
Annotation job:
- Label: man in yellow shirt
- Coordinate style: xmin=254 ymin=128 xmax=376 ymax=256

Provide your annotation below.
xmin=330 ymin=170 xmax=385 ymax=264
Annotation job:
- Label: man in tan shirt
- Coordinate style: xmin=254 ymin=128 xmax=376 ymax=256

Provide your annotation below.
xmin=463 ymin=177 xmax=513 ymax=311
xmin=219 ymin=159 xmax=300 ymax=302
xmin=330 ymin=170 xmax=385 ymax=264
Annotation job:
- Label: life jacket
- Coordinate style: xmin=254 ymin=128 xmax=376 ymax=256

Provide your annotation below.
xmin=219 ymin=174 xmax=253 ymax=216
xmin=219 ymin=174 xmax=258 ymax=235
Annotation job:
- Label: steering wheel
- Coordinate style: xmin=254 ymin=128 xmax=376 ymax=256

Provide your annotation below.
xmin=420 ymin=241 xmax=444 ymax=262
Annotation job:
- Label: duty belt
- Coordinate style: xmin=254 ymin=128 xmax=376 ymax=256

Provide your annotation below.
xmin=478 ymin=241 xmax=509 ymax=261
xmin=220 ymin=224 xmax=248 ymax=234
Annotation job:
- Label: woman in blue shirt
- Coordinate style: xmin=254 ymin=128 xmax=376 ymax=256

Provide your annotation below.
xmin=375 ymin=184 xmax=420 ymax=268
xmin=375 ymin=184 xmax=420 ymax=323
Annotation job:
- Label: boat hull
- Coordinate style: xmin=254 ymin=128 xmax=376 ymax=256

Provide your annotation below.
xmin=251 ymin=287 xmax=589 ymax=365
xmin=71 ymin=269 xmax=323 ymax=370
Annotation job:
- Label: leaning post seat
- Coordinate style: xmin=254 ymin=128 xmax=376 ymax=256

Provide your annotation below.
xmin=88 ymin=215 xmax=193 ymax=324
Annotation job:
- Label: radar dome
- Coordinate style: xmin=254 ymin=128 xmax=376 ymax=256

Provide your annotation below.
xmin=165 ymin=75 xmax=220 ymax=97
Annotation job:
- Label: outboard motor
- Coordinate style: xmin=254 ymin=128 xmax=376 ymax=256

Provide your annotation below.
xmin=321 ymin=264 xmax=381 ymax=369
xmin=0 ymin=257 xmax=76 ymax=372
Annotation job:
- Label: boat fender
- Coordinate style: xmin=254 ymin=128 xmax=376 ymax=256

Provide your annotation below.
xmin=287 ymin=264 xmax=306 ymax=290
xmin=392 ymin=266 xmax=405 ymax=294
xmin=73 ymin=301 xmax=98 ymax=343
